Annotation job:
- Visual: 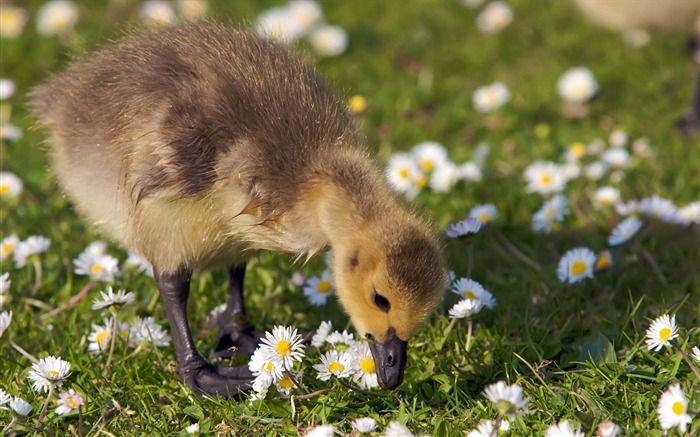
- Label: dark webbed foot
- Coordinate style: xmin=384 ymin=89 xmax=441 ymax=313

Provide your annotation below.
xmin=181 ymin=361 xmax=255 ymax=398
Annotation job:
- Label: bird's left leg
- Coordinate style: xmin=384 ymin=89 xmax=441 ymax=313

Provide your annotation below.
xmin=677 ymin=35 xmax=700 ymax=138
xmin=213 ymin=263 xmax=261 ymax=359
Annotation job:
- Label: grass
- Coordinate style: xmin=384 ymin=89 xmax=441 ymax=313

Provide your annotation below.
xmin=1 ymin=0 xmax=699 ymax=435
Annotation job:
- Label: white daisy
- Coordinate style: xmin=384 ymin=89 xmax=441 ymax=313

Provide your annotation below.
xmin=615 ymin=200 xmax=639 ymax=217
xmin=0 ymin=5 xmax=28 ymax=39
xmin=9 ymin=396 xmax=32 ymax=416
xmin=55 ymin=389 xmax=84 ymax=415
xmin=445 ymin=217 xmax=482 ymax=240
xmin=0 ymin=310 xmax=11 ymax=337
xmin=383 ymin=421 xmax=416 ymax=437
xmin=176 ymin=0 xmax=207 ymax=21
xmin=691 ymin=346 xmax=700 ymax=362
xmin=557 ymin=247 xmax=596 ymax=285
xmin=125 ymin=250 xmax=154 ymax=277
xmin=451 ymin=278 xmax=496 ymax=309
xmin=309 ymin=25 xmax=348 ymax=57
xmin=352 ymin=417 xmax=377 ymax=434
xmin=313 ymin=349 xmax=356 ymax=380
xmin=129 ymin=316 xmax=171 ymax=347
xmin=469 ymin=203 xmax=498 ymax=225
xmin=0 ymin=387 xmax=10 ymax=404
xmin=657 ymin=383 xmax=691 ymax=432
xmin=0 ymin=272 xmax=10 ymax=305
xmin=140 ymin=0 xmax=177 ymax=27
xmin=0 ymin=171 xmax=23 ymax=198
xmin=36 ymin=0 xmax=79 ymax=37
xmin=303 ymin=270 xmax=334 ymax=306
xmin=595 ymin=250 xmax=613 ymax=271
xmin=255 ymin=7 xmax=303 ymax=43
xmin=429 ymin=161 xmax=459 ymax=193
xmin=350 ymin=342 xmax=379 ymax=389
xmin=448 ymin=298 xmax=483 ymax=319
xmin=311 ymin=320 xmax=333 ymax=348
xmin=249 ymin=373 xmax=272 ymax=402
xmin=583 ymin=161 xmax=608 ymax=180
xmin=609 ymin=129 xmax=628 ymax=148
xmin=483 ymin=381 xmax=529 ymax=418
xmin=0 ymin=123 xmax=22 ymax=141
xmin=87 ymin=319 xmax=112 ymax=354
xmin=557 ymin=67 xmax=598 ymax=104
xmin=601 ymin=148 xmax=630 ymax=169
xmin=73 ymin=250 xmax=120 ymax=282
xmin=259 ymin=325 xmax=305 ymax=370
xmin=473 ymin=81 xmax=510 ymax=113
xmin=608 ymin=217 xmax=642 ymax=246
xmin=476 ymin=2 xmax=513 ymax=34
xmin=27 ymin=356 xmax=72 ymax=393
xmin=386 ymin=152 xmax=422 ymax=196
xmin=545 ymin=420 xmax=585 ymax=437
xmin=645 ymin=314 xmax=678 ymax=351
xmin=412 ymin=141 xmax=449 ymax=173
xmin=676 ymin=202 xmax=700 ymax=225
xmin=637 ymin=195 xmax=678 ymax=222
xmin=13 ymin=235 xmax=51 ymax=268
xmin=326 ymin=330 xmax=356 ymax=352
xmin=0 ymin=234 xmax=19 ymax=262
xmin=456 ymin=161 xmax=483 ymax=182
xmin=632 ymin=137 xmax=654 ymax=158
xmin=596 ymin=421 xmax=621 ymax=437
xmin=185 ymin=422 xmax=200 ymax=434
xmin=593 ymin=186 xmax=621 ymax=209
xmin=92 ymin=287 xmax=135 ymax=311
xmin=248 ymin=347 xmax=285 ymax=382
xmin=305 ymin=425 xmax=335 ymax=437
xmin=467 ymin=420 xmax=496 ymax=437
xmin=288 ymin=0 xmax=322 ymax=34
xmin=274 ymin=371 xmax=298 ymax=396
xmin=532 ymin=194 xmax=569 ymax=234
xmin=524 ymin=161 xmax=567 ymax=195
xmin=0 ymin=78 xmax=16 ymax=100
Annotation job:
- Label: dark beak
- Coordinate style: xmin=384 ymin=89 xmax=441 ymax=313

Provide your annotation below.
xmin=368 ymin=333 xmax=407 ymax=390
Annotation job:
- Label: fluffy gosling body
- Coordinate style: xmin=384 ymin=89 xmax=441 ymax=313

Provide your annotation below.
xmin=30 ymin=24 xmax=446 ymax=396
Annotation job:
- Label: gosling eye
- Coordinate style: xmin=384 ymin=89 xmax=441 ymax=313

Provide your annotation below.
xmin=373 ymin=291 xmax=390 ymax=312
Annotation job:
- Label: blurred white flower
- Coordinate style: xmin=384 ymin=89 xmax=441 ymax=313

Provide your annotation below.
xmin=483 ymin=381 xmax=530 ymax=418
xmin=0 ymin=123 xmax=22 ymax=141
xmin=88 ymin=319 xmax=112 ymax=354
xmin=524 ymin=161 xmax=567 ymax=195
xmin=140 ymin=0 xmax=177 ymax=27
xmin=0 ymin=272 xmax=9 ymax=307
xmin=657 ymin=383 xmax=691 ymax=432
xmin=609 ymin=129 xmax=628 ymax=148
xmin=645 ymin=314 xmax=678 ymax=351
xmin=596 ymin=420 xmax=621 ymax=437
xmin=311 ymin=320 xmax=333 ymax=348
xmin=691 ymin=346 xmax=700 ymax=362
xmin=460 ymin=0 xmax=485 ymax=8
xmin=583 ymin=161 xmax=608 ymax=180
xmin=467 ymin=421 xmax=496 ymax=437
xmin=0 ymin=310 xmax=11 ymax=337
xmin=386 ymin=152 xmax=422 ymax=198
xmin=632 ymin=137 xmax=654 ymax=158
xmin=0 ymin=5 xmax=28 ymax=39
xmin=469 ymin=203 xmax=498 ymax=224
xmin=9 ymin=396 xmax=32 ymax=416
xmin=637 ymin=195 xmax=678 ymax=223
xmin=352 ymin=417 xmax=378 ymax=434
xmin=305 ymin=425 xmax=335 ymax=437
xmin=249 ymin=373 xmax=272 ymax=402
xmin=27 ymin=356 xmax=71 ymax=393
xmin=545 ymin=420 xmax=584 ymax=437
xmin=326 ymin=329 xmax=356 ymax=352
xmin=288 ymin=0 xmax=322 ymax=34
xmin=13 ymin=236 xmax=51 ymax=268
xmin=0 ymin=387 xmax=9 ymax=404
xmin=445 ymin=217 xmax=482 ymax=240
xmin=176 ymin=0 xmax=207 ymax=21
xmin=74 ymin=249 xmax=119 ymax=282
xmin=601 ymin=148 xmax=630 ymax=169
xmin=448 ymin=298 xmax=483 ymax=319
xmin=430 ymin=162 xmax=458 ymax=192
xmin=456 ymin=161 xmax=483 ymax=181
xmin=0 ymin=78 xmax=16 ymax=100
xmin=476 ymin=1 xmax=513 ymax=34
xmin=256 ymin=7 xmax=304 ymax=43
xmin=309 ymin=25 xmax=348 ymax=57
xmin=557 ymin=247 xmax=595 ymax=285
xmin=451 ymin=277 xmax=496 ymax=308
xmin=185 ymin=422 xmax=200 ymax=434
xmin=0 ymin=171 xmax=23 ymax=198
xmin=557 ymin=67 xmax=598 ymax=104
xmin=0 ymin=234 xmax=20 ymax=262
xmin=303 ymin=269 xmax=334 ymax=306
xmin=532 ymin=194 xmax=569 ymax=234
xmin=126 ymin=250 xmax=154 ymax=277
xmin=36 ymin=0 xmax=79 ymax=37
xmin=608 ymin=217 xmax=642 ymax=246
xmin=587 ymin=139 xmax=606 ymax=155
xmin=592 ymin=186 xmax=620 ymax=209
xmin=473 ymin=81 xmax=510 ymax=113
xmin=92 ymin=287 xmax=135 ymax=311
xmin=413 ymin=141 xmax=448 ymax=173
xmin=383 ymin=421 xmax=416 ymax=437
xmin=130 ymin=316 xmax=171 ymax=347
xmin=55 ymin=389 xmax=84 ymax=415
xmin=676 ymin=202 xmax=700 ymax=225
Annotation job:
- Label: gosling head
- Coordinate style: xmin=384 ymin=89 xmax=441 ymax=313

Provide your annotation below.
xmin=331 ymin=220 xmax=446 ymax=390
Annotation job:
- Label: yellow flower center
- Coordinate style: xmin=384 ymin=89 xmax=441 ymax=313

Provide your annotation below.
xmin=276 ymin=339 xmax=290 ymax=356
xmin=463 ymin=291 xmax=476 ymax=300
xmin=420 ymin=159 xmax=434 ymax=172
xmin=261 ymin=361 xmax=274 ymax=372
xmin=415 ymin=176 xmax=427 ymax=188
xmin=399 ymin=169 xmax=409 ymax=180
xmin=570 ymin=260 xmax=586 ymax=276
xmin=541 ymin=174 xmax=552 ymax=185
xmin=97 ymin=330 xmax=110 ymax=347
xmin=48 ymin=370 xmax=60 ymax=378
xmin=90 ymin=264 xmax=104 ymax=274
xmin=595 ymin=256 xmax=611 ymax=270
xmin=1 ymin=243 xmax=12 ymax=256
xmin=278 ymin=374 xmax=295 ymax=389
xmin=360 ymin=357 xmax=376 ymax=373
xmin=672 ymin=401 xmax=684 ymax=415
xmin=348 ymin=95 xmax=367 ymax=114
xmin=120 ymin=329 xmax=130 ymax=339
xmin=328 ymin=361 xmax=344 ymax=375
xmin=569 ymin=142 xmax=586 ymax=157
xmin=659 ymin=327 xmax=672 ymax=341
xmin=545 ymin=209 xmax=556 ymax=220
xmin=317 ymin=281 xmax=331 ymax=294
xmin=67 ymin=398 xmax=78 ymax=408
xmin=479 ymin=213 xmax=490 ymax=223
xmin=0 ymin=185 xmax=9 ymax=195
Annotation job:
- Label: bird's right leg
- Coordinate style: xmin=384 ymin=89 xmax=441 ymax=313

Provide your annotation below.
xmin=156 ymin=267 xmax=254 ymax=398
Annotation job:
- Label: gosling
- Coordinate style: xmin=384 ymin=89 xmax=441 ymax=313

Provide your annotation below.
xmin=574 ymin=0 xmax=700 ymax=137
xmin=29 ymin=24 xmax=446 ymax=397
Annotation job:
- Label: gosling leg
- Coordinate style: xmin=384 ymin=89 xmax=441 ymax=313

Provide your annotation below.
xmin=156 ymin=268 xmax=254 ymax=397
xmin=213 ymin=264 xmax=261 ymax=359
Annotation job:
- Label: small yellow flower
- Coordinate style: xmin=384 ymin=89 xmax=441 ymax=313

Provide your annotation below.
xmin=348 ymin=95 xmax=367 ymax=114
